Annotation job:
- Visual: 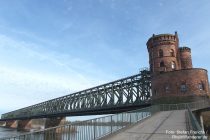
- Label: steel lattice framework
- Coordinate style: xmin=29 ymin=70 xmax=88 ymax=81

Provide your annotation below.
xmin=1 ymin=69 xmax=151 ymax=120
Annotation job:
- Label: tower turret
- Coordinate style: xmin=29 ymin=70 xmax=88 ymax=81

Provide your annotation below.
xmin=179 ymin=46 xmax=192 ymax=69
xmin=147 ymin=32 xmax=180 ymax=75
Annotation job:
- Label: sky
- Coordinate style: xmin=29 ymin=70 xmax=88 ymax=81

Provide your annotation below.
xmin=0 ymin=0 xmax=210 ymax=120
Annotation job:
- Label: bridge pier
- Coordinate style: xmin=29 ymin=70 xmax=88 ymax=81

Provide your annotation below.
xmin=0 ymin=121 xmax=6 ymax=126
xmin=45 ymin=117 xmax=66 ymax=129
xmin=5 ymin=120 xmax=18 ymax=128
xmin=17 ymin=119 xmax=32 ymax=131
xmin=17 ymin=117 xmax=66 ymax=131
xmin=44 ymin=117 xmax=66 ymax=135
xmin=2 ymin=117 xmax=66 ymax=131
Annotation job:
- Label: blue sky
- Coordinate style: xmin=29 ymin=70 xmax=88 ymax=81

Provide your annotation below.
xmin=0 ymin=0 xmax=210 ymax=120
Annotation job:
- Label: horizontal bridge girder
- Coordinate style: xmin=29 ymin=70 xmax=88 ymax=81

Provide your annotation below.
xmin=1 ymin=69 xmax=151 ymax=120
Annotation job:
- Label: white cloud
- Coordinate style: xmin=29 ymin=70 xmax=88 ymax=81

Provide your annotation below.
xmin=0 ymin=65 xmax=89 ymax=111
xmin=0 ymin=34 xmax=113 ymax=114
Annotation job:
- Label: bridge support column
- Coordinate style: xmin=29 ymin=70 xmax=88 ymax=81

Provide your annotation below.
xmin=17 ymin=119 xmax=32 ymax=131
xmin=17 ymin=119 xmax=46 ymax=131
xmin=44 ymin=117 xmax=66 ymax=135
xmin=45 ymin=117 xmax=66 ymax=129
xmin=5 ymin=118 xmax=66 ymax=131
xmin=5 ymin=120 xmax=18 ymax=128
xmin=0 ymin=121 xmax=6 ymax=126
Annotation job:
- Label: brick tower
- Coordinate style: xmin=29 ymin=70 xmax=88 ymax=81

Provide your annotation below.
xmin=147 ymin=32 xmax=210 ymax=104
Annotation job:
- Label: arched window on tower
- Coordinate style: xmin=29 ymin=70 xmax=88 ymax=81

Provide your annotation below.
xmin=170 ymin=49 xmax=175 ymax=57
xmin=160 ymin=61 xmax=165 ymax=67
xmin=180 ymin=82 xmax=187 ymax=92
xmin=171 ymin=61 xmax=176 ymax=70
xmin=159 ymin=49 xmax=163 ymax=57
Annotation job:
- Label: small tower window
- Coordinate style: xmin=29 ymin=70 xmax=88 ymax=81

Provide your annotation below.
xmin=165 ymin=85 xmax=170 ymax=93
xmin=160 ymin=61 xmax=165 ymax=67
xmin=159 ymin=49 xmax=163 ymax=57
xmin=170 ymin=49 xmax=175 ymax=57
xmin=171 ymin=61 xmax=176 ymax=70
xmin=198 ymin=82 xmax=205 ymax=90
xmin=180 ymin=83 xmax=187 ymax=92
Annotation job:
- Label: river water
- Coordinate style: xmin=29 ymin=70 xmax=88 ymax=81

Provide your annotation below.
xmin=0 ymin=127 xmax=24 ymax=138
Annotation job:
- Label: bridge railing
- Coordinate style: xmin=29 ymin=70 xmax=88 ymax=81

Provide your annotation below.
xmin=1 ymin=100 xmax=209 ymax=140
xmin=159 ymin=100 xmax=210 ymax=111
xmin=186 ymin=105 xmax=206 ymax=140
xmin=0 ymin=105 xmax=159 ymax=140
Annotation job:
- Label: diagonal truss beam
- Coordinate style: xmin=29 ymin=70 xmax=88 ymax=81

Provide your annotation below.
xmin=1 ymin=69 xmax=151 ymax=120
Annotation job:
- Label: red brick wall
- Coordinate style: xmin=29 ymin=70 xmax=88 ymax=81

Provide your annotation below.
xmin=151 ymin=68 xmax=209 ymax=99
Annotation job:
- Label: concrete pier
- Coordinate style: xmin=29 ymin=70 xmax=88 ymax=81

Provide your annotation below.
xmin=2 ymin=117 xmax=66 ymax=131
xmin=5 ymin=120 xmax=18 ymax=128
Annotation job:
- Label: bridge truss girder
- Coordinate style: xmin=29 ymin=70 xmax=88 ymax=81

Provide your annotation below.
xmin=1 ymin=69 xmax=151 ymax=120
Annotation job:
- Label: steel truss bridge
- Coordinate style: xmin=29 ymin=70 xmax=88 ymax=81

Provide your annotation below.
xmin=0 ymin=69 xmax=151 ymax=121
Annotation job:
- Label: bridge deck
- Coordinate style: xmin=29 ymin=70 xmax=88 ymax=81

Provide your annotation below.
xmin=103 ymin=110 xmax=188 ymax=140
